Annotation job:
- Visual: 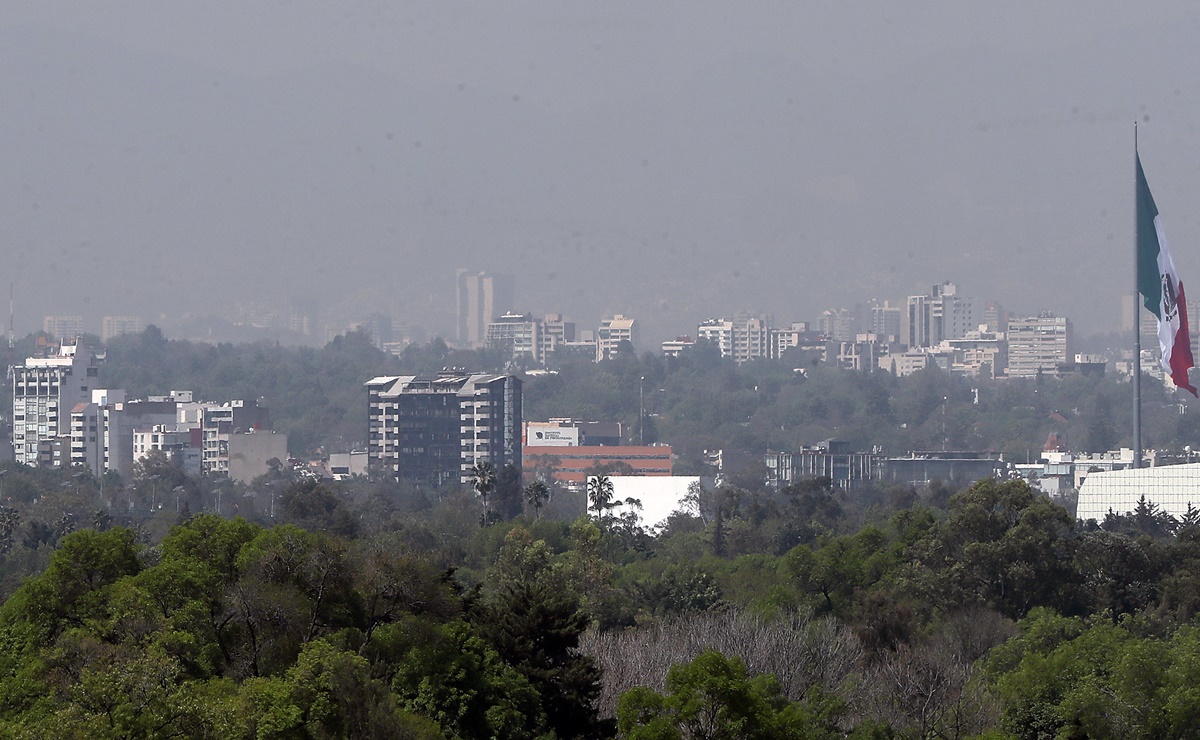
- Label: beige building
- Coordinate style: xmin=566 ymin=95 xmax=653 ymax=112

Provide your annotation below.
xmin=597 ymin=315 xmax=638 ymax=361
xmin=102 ymin=315 xmax=144 ymax=342
xmin=1007 ymin=313 xmax=1072 ymax=378
xmin=43 ymin=315 xmax=85 ymax=340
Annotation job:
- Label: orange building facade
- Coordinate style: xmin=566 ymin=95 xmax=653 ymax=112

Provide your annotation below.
xmin=523 ymin=444 xmax=673 ymax=485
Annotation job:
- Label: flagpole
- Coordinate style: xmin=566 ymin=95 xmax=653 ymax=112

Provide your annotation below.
xmin=1134 ymin=122 xmax=1143 ymax=470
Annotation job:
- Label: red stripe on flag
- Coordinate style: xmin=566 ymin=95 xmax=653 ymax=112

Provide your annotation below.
xmin=1171 ymin=281 xmax=1197 ymax=396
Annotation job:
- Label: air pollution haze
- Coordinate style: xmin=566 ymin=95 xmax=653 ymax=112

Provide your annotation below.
xmin=5 ymin=1 xmax=1200 ymax=347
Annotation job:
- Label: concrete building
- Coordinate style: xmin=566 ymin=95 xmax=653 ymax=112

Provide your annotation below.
xmin=880 ymin=348 xmax=954 ymax=377
xmin=43 ymin=315 xmax=85 ymax=340
xmin=485 ymin=312 xmax=575 ymax=366
xmin=867 ymin=301 xmax=902 ymax=342
xmin=524 ymin=444 xmax=672 ymax=488
xmin=881 ymin=451 xmax=1009 ymax=486
xmin=905 ymin=283 xmax=974 ymax=348
xmin=944 ymin=328 xmax=1007 ymax=379
xmin=539 ymin=314 xmax=575 ymax=364
xmin=133 ymin=425 xmax=202 ymax=476
xmin=201 ymin=400 xmax=272 ymax=476
xmin=661 ymin=336 xmax=696 ymax=358
xmin=101 ymin=315 xmax=144 ymax=342
xmin=765 ymin=439 xmax=883 ymax=489
xmin=816 ymin=308 xmax=858 ymax=342
xmin=524 ymin=419 xmax=623 ymax=447
xmin=11 ymin=341 xmax=101 ymax=466
xmin=696 ymin=314 xmax=769 ymax=363
xmin=228 ymin=430 xmax=289 ymax=484
xmin=456 ymin=270 xmax=514 ymax=349
xmin=770 ymin=322 xmax=823 ymax=360
xmin=487 ymin=313 xmax=541 ymax=364
xmin=1007 ymin=313 xmax=1072 ymax=378
xmin=836 ymin=334 xmax=894 ymax=372
xmin=366 ymin=371 xmax=522 ymax=486
xmin=328 ymin=451 xmax=369 ymax=480
xmin=596 ymin=315 xmax=638 ymax=361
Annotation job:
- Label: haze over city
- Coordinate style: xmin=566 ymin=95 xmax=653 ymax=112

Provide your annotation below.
xmin=6 ymin=2 xmax=1200 ymax=346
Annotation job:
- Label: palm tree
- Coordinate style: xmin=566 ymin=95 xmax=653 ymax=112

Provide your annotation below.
xmin=471 ymin=461 xmax=497 ymax=516
xmin=586 ymin=474 xmax=615 ymax=518
xmin=524 ymin=479 xmax=551 ymax=520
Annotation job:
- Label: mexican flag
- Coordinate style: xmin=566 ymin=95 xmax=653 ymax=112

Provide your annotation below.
xmin=1137 ymin=153 xmax=1197 ymax=395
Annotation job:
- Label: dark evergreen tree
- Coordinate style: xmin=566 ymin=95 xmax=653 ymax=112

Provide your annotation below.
xmin=475 ymin=578 xmax=610 ymax=739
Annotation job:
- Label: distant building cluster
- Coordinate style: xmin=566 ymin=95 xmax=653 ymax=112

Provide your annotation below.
xmin=11 ymin=339 xmax=285 ymax=483
xmin=460 ymin=275 xmax=1097 ymax=382
xmin=42 ymin=314 xmax=145 ymax=343
xmin=673 ymin=283 xmax=1085 ymax=382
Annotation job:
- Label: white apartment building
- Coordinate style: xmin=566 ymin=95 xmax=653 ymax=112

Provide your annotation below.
xmin=11 ymin=341 xmax=100 ymax=466
xmin=1007 ymin=313 xmax=1072 ymax=378
xmin=697 ymin=314 xmax=769 ymax=363
xmin=487 ymin=313 xmax=541 ymax=364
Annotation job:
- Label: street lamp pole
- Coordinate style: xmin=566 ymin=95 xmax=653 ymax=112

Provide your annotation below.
xmin=639 ymin=375 xmax=645 ymax=446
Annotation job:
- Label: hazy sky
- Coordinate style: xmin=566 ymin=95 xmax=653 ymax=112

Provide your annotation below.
xmin=6 ymin=2 xmax=1200 ymax=345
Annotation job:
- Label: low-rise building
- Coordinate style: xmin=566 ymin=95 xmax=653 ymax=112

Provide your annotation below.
xmin=524 ymin=444 xmax=672 ymax=489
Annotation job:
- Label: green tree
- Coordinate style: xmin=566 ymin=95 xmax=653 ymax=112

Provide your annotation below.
xmin=617 ymin=649 xmax=850 ymax=740
xmin=476 ymin=577 xmax=608 ymax=738
xmin=523 ymin=480 xmax=550 ymax=520
xmin=470 ymin=462 xmax=496 ymax=521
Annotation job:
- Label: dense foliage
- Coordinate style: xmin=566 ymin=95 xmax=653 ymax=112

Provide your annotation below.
xmin=1 ymin=468 xmax=1200 ymax=737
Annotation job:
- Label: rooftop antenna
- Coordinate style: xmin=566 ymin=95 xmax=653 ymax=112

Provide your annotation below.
xmin=7 ymin=283 xmax=13 ymax=349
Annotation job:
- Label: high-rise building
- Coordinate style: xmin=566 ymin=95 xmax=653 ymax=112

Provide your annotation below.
xmin=696 ymin=314 xmax=769 ymax=363
xmin=485 ymin=312 xmax=575 ymax=366
xmin=904 ymin=283 xmax=974 ymax=348
xmin=366 ymin=371 xmax=522 ymax=486
xmin=456 ymin=270 xmax=514 ymax=349
xmin=867 ymin=301 xmax=902 ymax=342
xmin=1007 ymin=313 xmax=1072 ymax=378
xmin=101 ymin=315 xmax=144 ymax=342
xmin=43 ymin=315 xmax=85 ymax=340
xmin=487 ymin=313 xmax=541 ymax=364
xmin=596 ymin=315 xmax=639 ymax=361
xmin=11 ymin=340 xmax=101 ymax=466
xmin=816 ymin=308 xmax=857 ymax=342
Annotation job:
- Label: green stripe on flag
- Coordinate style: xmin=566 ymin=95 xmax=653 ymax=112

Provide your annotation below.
xmin=1137 ymin=154 xmax=1164 ymax=318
